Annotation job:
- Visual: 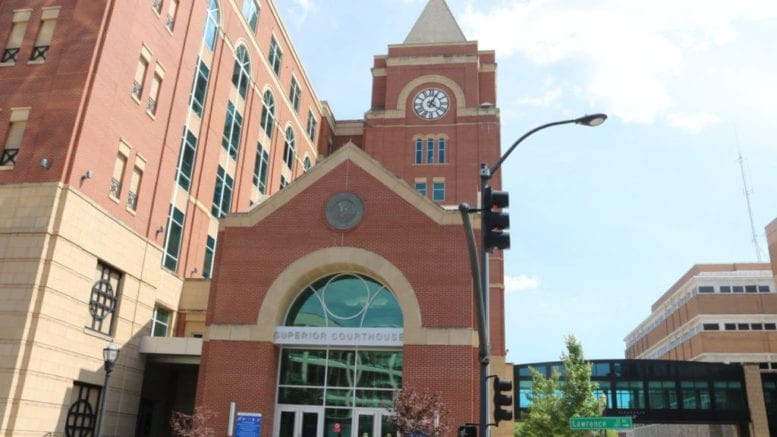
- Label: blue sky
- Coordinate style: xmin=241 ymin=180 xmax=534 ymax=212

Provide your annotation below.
xmin=276 ymin=0 xmax=777 ymax=364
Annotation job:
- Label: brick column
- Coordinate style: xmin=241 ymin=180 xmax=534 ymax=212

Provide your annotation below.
xmin=743 ymin=364 xmax=769 ymax=436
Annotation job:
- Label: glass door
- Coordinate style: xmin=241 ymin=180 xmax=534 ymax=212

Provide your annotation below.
xmin=276 ymin=407 xmax=323 ymax=437
xmin=351 ymin=409 xmax=396 ymax=437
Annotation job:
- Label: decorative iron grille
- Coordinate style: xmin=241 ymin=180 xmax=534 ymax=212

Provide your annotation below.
xmin=109 ymin=178 xmax=121 ymax=198
xmin=2 ymin=48 xmax=19 ymax=63
xmin=131 ymin=81 xmax=142 ymax=99
xmin=127 ymin=191 xmax=138 ymax=211
xmin=146 ymin=97 xmax=157 ymax=115
xmin=166 ymin=14 xmax=175 ymax=30
xmin=29 ymin=45 xmax=49 ymax=61
xmin=0 ymin=148 xmax=19 ymax=166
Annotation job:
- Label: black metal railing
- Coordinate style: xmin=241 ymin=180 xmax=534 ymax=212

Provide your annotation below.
xmin=0 ymin=148 xmax=19 ymax=166
xmin=29 ymin=45 xmax=49 ymax=61
xmin=109 ymin=178 xmax=121 ymax=198
xmin=2 ymin=48 xmax=19 ymax=63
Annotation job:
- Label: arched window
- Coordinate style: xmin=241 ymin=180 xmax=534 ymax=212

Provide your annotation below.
xmin=231 ymin=45 xmax=251 ymax=99
xmin=283 ymin=127 xmax=295 ymax=169
xmin=203 ymin=0 xmax=220 ymax=50
xmin=303 ymin=156 xmax=311 ymax=171
xmin=285 ymin=273 xmax=403 ymax=328
xmin=260 ymin=90 xmax=275 ymax=139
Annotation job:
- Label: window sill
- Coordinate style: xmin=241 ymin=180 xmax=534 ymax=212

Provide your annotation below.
xmin=83 ymin=326 xmax=113 ymax=341
xmin=131 ymin=94 xmax=142 ymax=105
xmin=126 ymin=206 xmax=137 ymax=216
xmin=27 ymin=60 xmax=45 ymax=65
xmin=146 ymin=110 xmax=157 ymax=120
xmin=0 ymin=62 xmax=14 ymax=68
xmin=0 ymin=165 xmax=14 ymax=171
xmin=108 ymin=194 xmax=120 ymax=204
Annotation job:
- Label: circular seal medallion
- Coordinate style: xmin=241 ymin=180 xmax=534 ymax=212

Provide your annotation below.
xmin=325 ymin=192 xmax=364 ymax=230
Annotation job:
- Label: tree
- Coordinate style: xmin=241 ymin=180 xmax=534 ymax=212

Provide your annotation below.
xmin=389 ymin=386 xmax=451 ymax=436
xmin=170 ymin=406 xmax=217 ymax=437
xmin=517 ymin=335 xmax=605 ymax=437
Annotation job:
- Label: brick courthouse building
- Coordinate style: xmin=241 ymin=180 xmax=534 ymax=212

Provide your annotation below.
xmin=196 ymin=1 xmax=512 ymax=435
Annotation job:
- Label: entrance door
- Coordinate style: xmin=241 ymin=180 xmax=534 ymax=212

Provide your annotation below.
xmin=276 ymin=407 xmax=323 ymax=437
xmin=352 ymin=409 xmax=396 ymax=437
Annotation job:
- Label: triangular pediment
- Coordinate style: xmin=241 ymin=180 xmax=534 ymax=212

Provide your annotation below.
xmin=221 ymin=143 xmax=462 ymax=230
xmin=404 ymin=0 xmax=466 ymax=44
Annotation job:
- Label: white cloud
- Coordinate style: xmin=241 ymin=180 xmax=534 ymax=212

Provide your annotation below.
xmin=504 ymin=274 xmax=541 ymax=293
xmin=666 ymin=112 xmax=721 ymax=134
xmin=517 ymin=87 xmax=563 ymax=107
xmin=459 ymin=0 xmax=777 ymax=127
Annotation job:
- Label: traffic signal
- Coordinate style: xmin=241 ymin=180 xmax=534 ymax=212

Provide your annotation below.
xmin=482 ymin=186 xmax=510 ymax=251
xmin=492 ymin=376 xmax=513 ymax=425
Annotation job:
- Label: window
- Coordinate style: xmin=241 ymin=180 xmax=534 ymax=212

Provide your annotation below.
xmin=732 ymin=286 xmax=744 ymax=293
xmin=745 ymin=285 xmax=757 ymax=293
xmin=751 ymin=323 xmax=763 ymax=330
xmin=426 ymin=138 xmax=434 ymax=163
xmin=765 ymin=323 xmax=777 ymax=330
xmin=414 ymin=139 xmax=423 ymax=164
xmin=681 ymin=381 xmax=711 ymax=409
xmin=2 ymin=10 xmax=31 ymax=64
xmin=280 ymin=174 xmax=288 ymax=189
xmin=260 ymin=90 xmax=275 ymax=139
xmin=221 ymin=101 xmax=243 ymax=160
xmin=152 ymin=0 xmax=163 ymax=14
xmin=176 ymin=129 xmax=198 ymax=191
xmin=724 ymin=323 xmax=736 ymax=331
xmin=615 ymin=381 xmax=644 ymax=409
xmin=151 ymin=306 xmax=170 ymax=337
xmin=713 ymin=381 xmax=744 ymax=410
xmin=415 ymin=181 xmax=427 ymax=196
xmin=702 ymin=323 xmax=719 ymax=331
xmin=165 ymin=0 xmax=178 ymax=31
xmin=289 ymin=78 xmax=301 ymax=112
xmin=65 ymin=382 xmax=100 ymax=436
xmin=268 ymin=37 xmax=282 ymax=76
xmin=242 ymin=0 xmax=259 ymax=32
xmin=438 ymin=138 xmax=446 ymax=163
xmin=758 ymin=285 xmax=770 ymax=292
xmin=190 ymin=59 xmax=210 ymax=117
xmin=30 ymin=7 xmax=59 ymax=62
xmin=432 ymin=181 xmax=445 ymax=201
xmin=283 ymin=127 xmax=295 ymax=169
xmin=132 ymin=47 xmax=151 ymax=100
xmin=720 ymin=286 xmax=731 ymax=293
xmin=203 ymin=0 xmax=220 ymax=51
xmin=1 ymin=108 xmax=30 ymax=167
xmin=212 ymin=166 xmax=234 ymax=218
xmin=127 ymin=158 xmax=144 ymax=212
xmin=303 ymin=156 xmax=312 ymax=171
xmin=306 ymin=111 xmax=317 ymax=140
xmin=698 ymin=286 xmax=714 ymax=293
xmin=89 ymin=262 xmax=122 ymax=335
xmin=163 ymin=205 xmax=185 ymax=271
xmin=232 ymin=45 xmax=251 ymax=100
xmin=648 ymin=381 xmax=678 ymax=410
xmin=147 ymin=66 xmax=163 ymax=116
xmin=110 ymin=149 xmax=128 ymax=199
xmin=203 ymin=235 xmax=216 ymax=278
xmin=737 ymin=323 xmax=750 ymax=330
xmin=253 ymin=144 xmax=269 ymax=194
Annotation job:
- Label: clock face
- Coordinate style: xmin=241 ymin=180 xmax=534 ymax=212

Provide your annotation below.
xmin=413 ymin=88 xmax=450 ymax=120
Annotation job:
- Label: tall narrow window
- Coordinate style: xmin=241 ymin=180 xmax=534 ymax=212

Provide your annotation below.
xmin=2 ymin=10 xmax=31 ymax=64
xmin=127 ymin=159 xmax=144 ymax=212
xmin=89 ymin=262 xmax=122 ymax=335
xmin=132 ymin=47 xmax=152 ymax=100
xmin=283 ymin=127 xmax=295 ymax=169
xmin=241 ymin=0 xmax=259 ymax=33
xmin=268 ymin=37 xmax=282 ymax=76
xmin=30 ymin=7 xmax=60 ymax=62
xmin=289 ymin=78 xmax=301 ymax=112
xmin=414 ymin=139 xmax=423 ymax=164
xmin=303 ymin=156 xmax=312 ymax=172
xmin=232 ymin=45 xmax=251 ymax=100
xmin=165 ymin=0 xmax=178 ymax=31
xmin=212 ymin=166 xmax=234 ymax=218
xmin=432 ymin=180 xmax=445 ymax=202
xmin=152 ymin=0 xmax=163 ymax=14
xmin=176 ymin=129 xmax=198 ymax=191
xmin=190 ymin=59 xmax=210 ymax=117
xmin=147 ymin=66 xmax=163 ymax=116
xmin=260 ymin=90 xmax=275 ymax=139
xmin=163 ymin=205 xmax=185 ymax=271
xmin=280 ymin=174 xmax=288 ymax=189
xmin=203 ymin=0 xmax=220 ymax=51
xmin=110 ymin=151 xmax=128 ymax=200
xmin=306 ymin=111 xmax=317 ymax=141
xmin=1 ymin=108 xmax=29 ymax=167
xmin=426 ymin=138 xmax=434 ymax=164
xmin=151 ymin=307 xmax=170 ymax=337
xmin=203 ymin=236 xmax=216 ymax=278
xmin=221 ymin=102 xmax=243 ymax=160
xmin=438 ymin=138 xmax=446 ymax=163
xmin=253 ymin=145 xmax=270 ymax=194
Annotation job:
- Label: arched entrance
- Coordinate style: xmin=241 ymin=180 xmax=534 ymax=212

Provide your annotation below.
xmin=274 ymin=273 xmax=403 ymax=437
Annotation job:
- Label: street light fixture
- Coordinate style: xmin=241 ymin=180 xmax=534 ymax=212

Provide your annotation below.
xmin=96 ymin=341 xmax=120 ymax=437
xmin=459 ymin=112 xmax=607 ymax=437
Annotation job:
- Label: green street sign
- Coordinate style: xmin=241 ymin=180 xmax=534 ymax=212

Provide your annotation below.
xmin=569 ymin=416 xmax=633 ymax=430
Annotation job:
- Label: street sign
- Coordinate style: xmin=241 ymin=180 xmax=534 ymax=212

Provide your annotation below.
xmin=569 ymin=416 xmax=633 ymax=430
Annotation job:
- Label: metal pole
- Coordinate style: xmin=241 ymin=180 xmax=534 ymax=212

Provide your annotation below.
xmin=96 ymin=367 xmax=112 ymax=437
xmin=479 ymin=164 xmax=491 ymax=437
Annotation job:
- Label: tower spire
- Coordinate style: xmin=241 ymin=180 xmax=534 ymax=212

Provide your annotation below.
xmin=404 ymin=0 xmax=466 ymax=44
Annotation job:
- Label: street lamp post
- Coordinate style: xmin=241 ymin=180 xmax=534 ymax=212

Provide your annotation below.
xmin=461 ymin=113 xmax=607 ymax=437
xmin=96 ymin=341 xmax=120 ymax=437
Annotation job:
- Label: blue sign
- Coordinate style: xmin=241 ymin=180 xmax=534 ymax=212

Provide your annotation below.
xmin=235 ymin=412 xmax=262 ymax=437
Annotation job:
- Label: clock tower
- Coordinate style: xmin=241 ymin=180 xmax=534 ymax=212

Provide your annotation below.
xmin=360 ymin=0 xmax=501 ymax=207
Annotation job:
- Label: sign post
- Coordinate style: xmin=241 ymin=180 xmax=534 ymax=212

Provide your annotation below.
xmin=569 ymin=416 xmax=633 ymax=431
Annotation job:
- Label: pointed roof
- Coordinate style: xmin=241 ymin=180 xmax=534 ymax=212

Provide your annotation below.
xmin=404 ymin=0 xmax=466 ymax=44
